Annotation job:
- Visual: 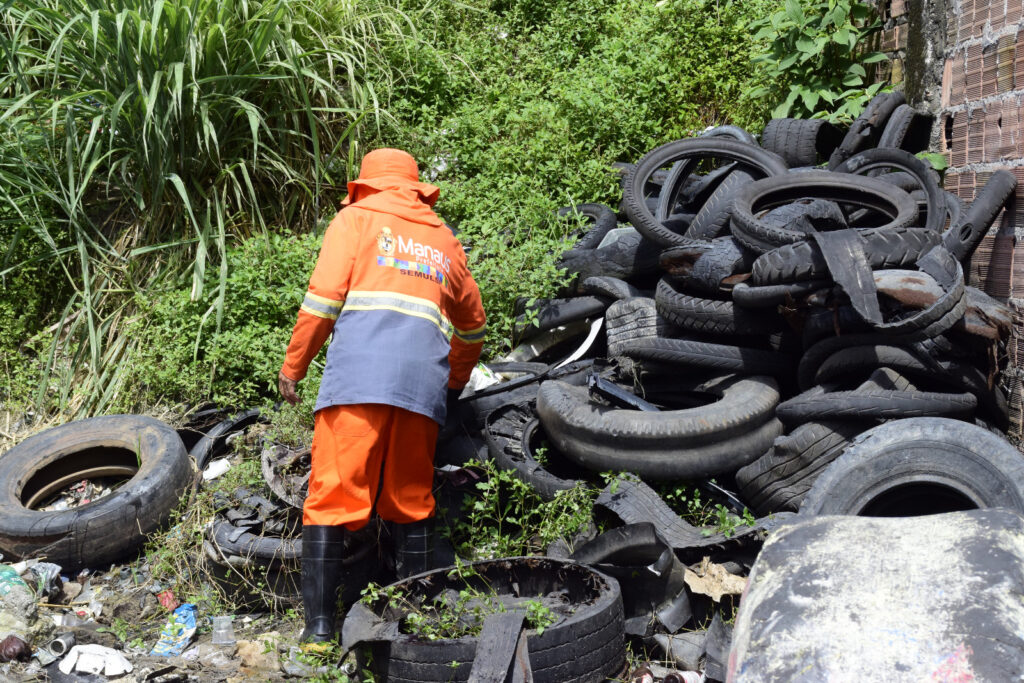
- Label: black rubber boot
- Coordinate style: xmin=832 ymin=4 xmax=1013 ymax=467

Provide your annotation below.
xmin=394 ymin=517 xmax=435 ymax=580
xmin=300 ymin=524 xmax=346 ymax=643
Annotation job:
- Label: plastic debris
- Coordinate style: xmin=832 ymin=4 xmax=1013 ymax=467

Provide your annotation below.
xmin=46 ymin=633 xmax=75 ymax=657
xmin=58 ymin=644 xmax=133 ymax=676
xmin=38 ymin=479 xmax=113 ymax=511
xmin=150 ymin=603 xmax=198 ymax=657
xmin=202 ymin=458 xmax=232 ymax=481
xmin=157 ymin=589 xmax=180 ymax=611
xmin=22 ymin=562 xmax=63 ymax=603
xmin=210 ymin=616 xmax=236 ymax=646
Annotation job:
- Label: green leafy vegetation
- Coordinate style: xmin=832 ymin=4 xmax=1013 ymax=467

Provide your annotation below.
xmin=372 ymin=0 xmax=777 ymax=352
xmin=747 ymin=0 xmax=888 ymax=122
xmin=449 ymin=459 xmax=598 ymax=559
xmin=0 ymin=0 xmax=419 ymax=416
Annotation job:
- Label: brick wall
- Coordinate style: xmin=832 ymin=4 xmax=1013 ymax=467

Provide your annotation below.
xmin=874 ymin=0 xmax=1024 ymax=435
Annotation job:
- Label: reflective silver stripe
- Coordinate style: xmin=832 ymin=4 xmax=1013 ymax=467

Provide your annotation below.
xmin=301 ymin=294 xmax=343 ymax=319
xmin=343 ymin=292 xmax=453 ymax=337
xmin=453 ymin=326 xmax=487 ymax=343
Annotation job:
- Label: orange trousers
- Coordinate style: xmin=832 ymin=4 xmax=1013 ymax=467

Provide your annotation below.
xmin=303 ymin=403 xmax=439 ymax=529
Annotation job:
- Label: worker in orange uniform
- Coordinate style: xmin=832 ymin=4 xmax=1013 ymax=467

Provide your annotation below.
xmin=278 ymin=148 xmax=486 ymax=643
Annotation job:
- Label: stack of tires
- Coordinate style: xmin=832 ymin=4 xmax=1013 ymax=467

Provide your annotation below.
xmin=478 ymin=90 xmax=1020 ymax=522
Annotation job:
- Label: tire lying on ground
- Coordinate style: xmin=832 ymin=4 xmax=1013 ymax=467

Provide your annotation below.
xmin=736 ymin=368 xmax=913 ymax=515
xmin=343 ymin=557 xmax=626 ymax=683
xmin=536 ymin=374 xmax=782 ymax=479
xmin=0 ymin=415 xmax=192 ymax=570
xmin=800 ymin=417 xmax=1024 ymax=516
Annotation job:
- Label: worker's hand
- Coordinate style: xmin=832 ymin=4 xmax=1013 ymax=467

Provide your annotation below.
xmin=278 ymin=371 xmax=300 ymax=406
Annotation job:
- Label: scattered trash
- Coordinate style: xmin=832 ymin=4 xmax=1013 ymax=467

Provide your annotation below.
xmin=58 ymin=643 xmax=133 ymax=677
xmin=46 ymin=633 xmax=75 ymax=657
xmin=210 ymin=615 xmax=236 ymax=646
xmin=683 ymin=558 xmax=747 ymax=603
xmin=202 ymin=457 xmax=232 ymax=481
xmin=150 ymin=604 xmax=197 ymax=657
xmin=157 ymin=590 xmax=179 ymax=611
xmin=38 ymin=479 xmax=114 ymax=512
xmin=0 ymin=634 xmax=30 ymax=663
xmin=236 ymin=632 xmax=281 ymax=673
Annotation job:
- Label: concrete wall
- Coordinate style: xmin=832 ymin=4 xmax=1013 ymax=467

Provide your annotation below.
xmin=875 ymin=0 xmax=1024 ymax=436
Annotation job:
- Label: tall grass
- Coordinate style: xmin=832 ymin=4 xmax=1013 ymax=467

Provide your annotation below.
xmin=0 ymin=0 xmax=418 ymax=415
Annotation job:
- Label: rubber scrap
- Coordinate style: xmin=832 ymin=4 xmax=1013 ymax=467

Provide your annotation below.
xmin=468 ymin=611 xmax=531 ymax=683
xmin=810 ymin=230 xmax=882 ymax=324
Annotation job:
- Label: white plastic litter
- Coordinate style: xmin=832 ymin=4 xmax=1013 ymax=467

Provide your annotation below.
xmin=467 ymin=363 xmax=500 ymax=392
xmin=202 ymin=458 xmax=232 ymax=481
xmin=57 ymin=644 xmax=133 ymax=677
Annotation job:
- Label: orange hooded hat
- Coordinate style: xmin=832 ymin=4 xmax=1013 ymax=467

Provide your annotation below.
xmin=341 ymin=148 xmax=440 ymax=208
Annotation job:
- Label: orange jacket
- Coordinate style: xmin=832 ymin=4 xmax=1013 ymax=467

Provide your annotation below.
xmin=281 ymin=185 xmax=486 ymax=424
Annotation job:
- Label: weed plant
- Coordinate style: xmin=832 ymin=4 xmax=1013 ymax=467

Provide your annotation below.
xmin=0 ymin=0 xmax=419 ymax=416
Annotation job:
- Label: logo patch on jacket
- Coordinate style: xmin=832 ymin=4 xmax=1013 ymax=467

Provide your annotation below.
xmin=377 ymin=227 xmax=395 ymax=256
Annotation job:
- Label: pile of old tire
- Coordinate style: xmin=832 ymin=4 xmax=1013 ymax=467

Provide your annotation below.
xmin=341 ymin=557 xmax=625 ymax=682
xmin=493 ymin=90 xmax=1018 ymax=523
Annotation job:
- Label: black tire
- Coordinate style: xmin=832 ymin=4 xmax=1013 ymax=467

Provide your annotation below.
xmin=731 ymin=280 xmax=831 ymax=308
xmin=624 ymin=139 xmax=789 ymax=247
xmin=558 ymin=228 xmax=663 ymax=284
xmin=659 ymin=237 xmax=754 ymax=296
xmin=800 ymin=418 xmax=1024 ymax=516
xmin=0 ymin=415 xmax=192 ymax=570
xmin=462 ymin=361 xmax=595 ymax=430
xmin=810 ymin=344 xmax=1009 ymax=429
xmin=736 ymin=368 xmax=912 ymax=515
xmin=348 ymin=557 xmax=625 ymax=683
xmin=484 ymin=401 xmax=581 ymax=501
xmin=580 ymin=276 xmax=645 ymax=301
xmin=750 ymin=227 xmax=941 ymax=285
xmin=685 ymin=169 xmax=754 ymax=240
xmin=605 ymin=297 xmax=676 ymax=355
xmin=703 ymin=124 xmax=758 ymax=144
xmin=654 ymin=279 xmax=782 ymax=336
xmin=776 ymin=388 xmax=977 ymax=423
xmin=536 ymin=375 xmax=782 ymax=479
xmin=513 ymin=296 xmax=609 ymax=345
xmin=730 ymin=171 xmax=918 ymax=254
xmin=828 ymin=91 xmax=906 ymax=169
xmin=737 ymin=420 xmax=869 ymax=515
xmin=833 ymin=148 xmax=946 ymax=233
xmin=942 ymin=169 xmax=1017 ymax=262
xmin=760 ymin=118 xmax=844 ymax=167
xmin=617 ymin=336 xmax=796 ymax=379
xmin=876 ymin=104 xmax=933 ymax=153
xmin=190 ymin=408 xmax=265 ymax=471
xmin=558 ymin=203 xmax=618 ymax=251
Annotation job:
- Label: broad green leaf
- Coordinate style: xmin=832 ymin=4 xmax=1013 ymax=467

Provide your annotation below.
xmin=862 ymin=52 xmax=889 ymax=64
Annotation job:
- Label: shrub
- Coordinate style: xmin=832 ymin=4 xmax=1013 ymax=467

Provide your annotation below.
xmin=117 ymin=231 xmax=324 ymax=410
xmin=373 ymin=0 xmax=776 ymax=351
xmin=747 ymin=0 xmax=888 ymax=122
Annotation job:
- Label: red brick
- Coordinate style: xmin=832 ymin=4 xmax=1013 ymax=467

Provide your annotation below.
xmin=880 ymin=27 xmax=897 ymax=53
xmin=998 ymin=35 xmax=1016 ymax=92
xmin=1000 ymin=102 xmax=1019 ymax=160
xmin=984 ymin=110 xmax=1003 ymax=163
xmin=891 ymin=0 xmax=907 ymax=18
xmin=983 ymin=44 xmax=999 ymax=97
xmin=966 ymin=44 xmax=984 ymax=100
xmin=1014 ymin=169 xmax=1024 ymax=226
xmin=1016 ymin=29 xmax=1024 ymax=89
xmin=966 ymin=228 xmax=1013 ymax=299
xmin=990 ymin=3 xmax=1006 ymax=32
xmin=951 ymin=55 xmax=966 ymax=105
xmin=973 ymin=3 xmax=990 ymax=35
xmin=958 ymin=171 xmax=977 ymax=202
xmin=951 ymin=116 xmax=969 ymax=167
xmin=1007 ymin=1 xmax=1023 ymax=27
xmin=968 ymin=111 xmax=986 ymax=164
